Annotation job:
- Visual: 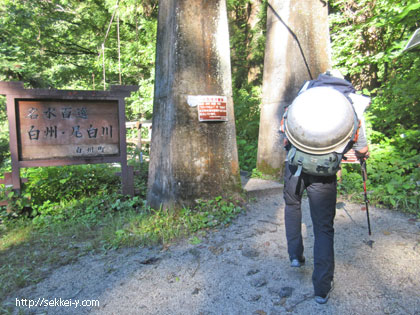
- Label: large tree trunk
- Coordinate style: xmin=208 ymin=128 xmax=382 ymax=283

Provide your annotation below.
xmin=147 ymin=0 xmax=241 ymax=209
xmin=257 ymin=0 xmax=331 ymax=177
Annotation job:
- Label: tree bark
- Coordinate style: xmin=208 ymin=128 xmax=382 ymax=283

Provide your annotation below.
xmin=147 ymin=0 xmax=241 ymax=209
xmin=257 ymin=0 xmax=331 ymax=177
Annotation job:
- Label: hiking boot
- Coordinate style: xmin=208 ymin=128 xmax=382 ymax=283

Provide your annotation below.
xmin=290 ymin=256 xmax=305 ymax=267
xmin=314 ymin=281 xmax=334 ymax=304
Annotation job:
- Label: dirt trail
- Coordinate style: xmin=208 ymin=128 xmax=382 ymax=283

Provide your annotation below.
xmin=6 ymin=178 xmax=420 ymax=315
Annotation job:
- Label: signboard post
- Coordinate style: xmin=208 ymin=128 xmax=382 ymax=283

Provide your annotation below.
xmin=0 ymin=81 xmax=138 ymax=196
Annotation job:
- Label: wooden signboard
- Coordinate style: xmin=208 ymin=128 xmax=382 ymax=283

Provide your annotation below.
xmin=17 ymin=100 xmax=120 ymax=160
xmin=0 ymin=81 xmax=138 ymax=195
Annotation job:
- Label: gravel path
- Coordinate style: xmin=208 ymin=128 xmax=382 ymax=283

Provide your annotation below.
xmin=7 ymin=179 xmax=420 ymax=315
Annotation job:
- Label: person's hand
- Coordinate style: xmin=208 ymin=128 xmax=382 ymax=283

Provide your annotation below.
xmin=355 ymin=146 xmax=369 ymax=161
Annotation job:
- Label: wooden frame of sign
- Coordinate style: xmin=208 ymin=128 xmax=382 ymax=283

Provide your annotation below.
xmin=0 ymin=81 xmax=138 ymax=196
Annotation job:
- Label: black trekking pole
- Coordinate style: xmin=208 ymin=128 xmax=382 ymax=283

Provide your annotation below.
xmin=360 ymin=159 xmax=372 ymax=236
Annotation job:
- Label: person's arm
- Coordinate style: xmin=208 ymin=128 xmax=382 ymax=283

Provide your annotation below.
xmin=353 ymin=125 xmax=369 ymax=160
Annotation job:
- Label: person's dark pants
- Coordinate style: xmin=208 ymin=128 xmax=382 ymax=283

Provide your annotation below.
xmin=283 ymin=162 xmax=337 ymax=296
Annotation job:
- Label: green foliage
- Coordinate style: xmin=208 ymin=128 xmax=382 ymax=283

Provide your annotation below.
xmin=368 ymin=55 xmax=420 ymax=141
xmin=31 ymin=193 xmax=144 ymax=228
xmin=329 ymin=0 xmax=420 ymax=89
xmin=250 ymin=167 xmax=277 ymax=181
xmin=0 ymin=0 xmax=157 ymax=117
xmin=24 ymin=164 xmax=119 ymax=206
xmin=227 ymin=0 xmax=266 ymax=172
xmin=330 ymin=0 xmax=420 ymax=215
xmin=367 ymin=142 xmax=419 ymax=212
xmin=0 ymin=162 xmax=149 ymax=217
xmin=234 ymin=85 xmax=261 ymax=171
xmin=227 ymin=0 xmax=267 ymax=88
xmin=129 ymin=160 xmax=149 ymax=199
xmin=0 ymin=126 xmax=9 ymax=168
xmin=339 ymin=138 xmax=420 ymax=214
xmin=0 ymin=96 xmax=9 ymax=169
xmin=107 ymin=196 xmax=243 ymax=248
xmin=329 ymin=0 xmax=420 ymax=126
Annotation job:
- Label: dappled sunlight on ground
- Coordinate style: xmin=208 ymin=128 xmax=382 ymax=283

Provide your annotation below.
xmin=0 ymin=225 xmax=32 ymax=251
xmin=4 ymin=191 xmax=420 ymax=314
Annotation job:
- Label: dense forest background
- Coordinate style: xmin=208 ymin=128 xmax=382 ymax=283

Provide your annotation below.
xmin=0 ymin=0 xmax=419 ymax=214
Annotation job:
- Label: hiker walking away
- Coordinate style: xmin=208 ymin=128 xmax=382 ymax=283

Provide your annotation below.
xmin=280 ymin=71 xmax=370 ymax=304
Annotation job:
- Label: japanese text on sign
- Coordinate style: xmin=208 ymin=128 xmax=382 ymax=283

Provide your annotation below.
xmin=188 ymin=95 xmax=228 ymax=122
xmin=17 ymin=100 xmax=120 ymax=160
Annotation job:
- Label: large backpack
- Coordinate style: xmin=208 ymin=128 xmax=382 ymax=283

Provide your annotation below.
xmin=281 ymin=74 xmax=360 ymax=177
xmin=304 ymin=73 xmax=356 ymax=97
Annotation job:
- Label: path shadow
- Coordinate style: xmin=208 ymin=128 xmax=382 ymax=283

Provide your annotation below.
xmin=4 ymin=185 xmax=420 ymax=314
